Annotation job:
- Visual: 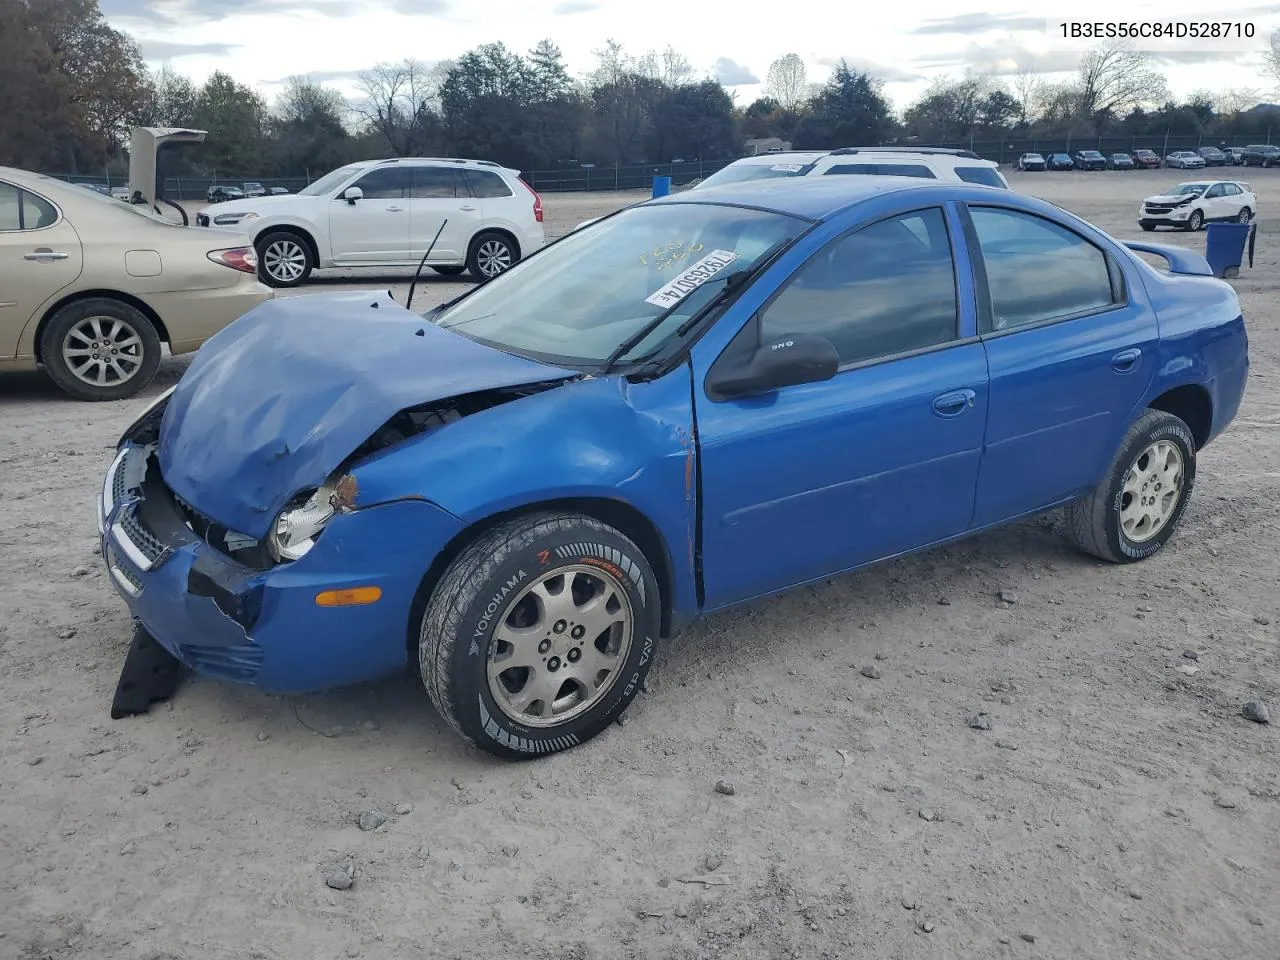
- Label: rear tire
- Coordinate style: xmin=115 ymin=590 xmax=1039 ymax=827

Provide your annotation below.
xmin=419 ymin=512 xmax=661 ymax=759
xmin=256 ymin=231 xmax=313 ymax=288
xmin=39 ymin=298 xmax=161 ymax=402
xmin=1064 ymin=409 xmax=1196 ymax=563
xmin=466 ymin=231 xmax=518 ymax=282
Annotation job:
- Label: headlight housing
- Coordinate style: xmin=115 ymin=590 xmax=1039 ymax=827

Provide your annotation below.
xmin=212 ymin=212 xmax=260 ymax=226
xmin=268 ymin=474 xmax=354 ymax=562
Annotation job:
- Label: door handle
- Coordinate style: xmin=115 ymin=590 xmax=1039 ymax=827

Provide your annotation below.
xmin=459 ymin=205 xmax=476 ymax=212
xmin=1111 ymin=348 xmax=1142 ymax=373
xmin=932 ymin=388 xmax=977 ymax=418
xmin=25 ymin=249 xmax=69 ymax=261
xmin=385 ymin=205 xmax=405 ymax=212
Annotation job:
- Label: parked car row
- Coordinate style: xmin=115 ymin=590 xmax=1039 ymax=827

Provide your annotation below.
xmin=1015 ymin=146 xmax=1279 ymax=171
xmin=207 ymin=183 xmax=290 ymax=203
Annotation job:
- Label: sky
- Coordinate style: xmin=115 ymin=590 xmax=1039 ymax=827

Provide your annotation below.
xmin=100 ymin=0 xmax=1280 ymax=111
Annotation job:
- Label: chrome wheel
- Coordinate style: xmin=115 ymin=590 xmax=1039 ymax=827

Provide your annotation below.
xmin=61 ymin=315 xmax=144 ymax=388
xmin=263 ymin=239 xmax=307 ymax=283
xmin=1120 ymin=440 xmax=1184 ymax=543
xmin=487 ymin=565 xmax=633 ymax=727
xmin=1238 ymin=207 xmax=1252 ymax=223
xmin=476 ymin=239 xmax=513 ymax=277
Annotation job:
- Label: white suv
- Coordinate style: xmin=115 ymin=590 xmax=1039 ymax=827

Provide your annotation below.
xmin=196 ymin=157 xmax=545 ymax=287
xmin=695 ymin=147 xmax=1010 ymax=190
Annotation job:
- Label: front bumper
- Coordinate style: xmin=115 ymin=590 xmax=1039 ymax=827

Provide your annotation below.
xmin=98 ymin=443 xmax=464 ymax=693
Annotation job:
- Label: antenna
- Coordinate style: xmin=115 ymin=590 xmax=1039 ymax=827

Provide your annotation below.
xmin=405 ymin=219 xmax=448 ymax=313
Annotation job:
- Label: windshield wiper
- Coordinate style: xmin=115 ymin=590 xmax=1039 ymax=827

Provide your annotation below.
xmin=599 ymin=239 xmax=792 ymax=375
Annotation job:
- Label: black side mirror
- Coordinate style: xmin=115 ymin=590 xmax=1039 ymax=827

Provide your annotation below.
xmin=706 ymin=333 xmax=839 ymax=401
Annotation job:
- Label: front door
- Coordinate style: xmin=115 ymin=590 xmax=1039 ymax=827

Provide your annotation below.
xmin=407 ymin=165 xmax=475 ymax=263
xmin=693 ymin=204 xmax=990 ymax=610
xmin=0 ymin=180 xmax=83 ymax=358
xmin=328 ymin=166 xmax=412 ymax=264
xmin=963 ymin=203 xmax=1159 ymax=526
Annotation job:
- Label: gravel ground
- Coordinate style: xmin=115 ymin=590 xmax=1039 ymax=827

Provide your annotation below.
xmin=1 ymin=172 xmax=1277 ymax=960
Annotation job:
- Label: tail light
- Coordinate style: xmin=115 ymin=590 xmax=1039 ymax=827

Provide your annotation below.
xmin=208 ymin=247 xmax=258 ymax=274
xmin=517 ymin=176 xmax=543 ymax=223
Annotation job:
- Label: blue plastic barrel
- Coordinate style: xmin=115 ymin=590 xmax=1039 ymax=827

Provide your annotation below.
xmin=1204 ymin=221 xmax=1255 ymax=278
xmin=651 ymin=175 xmax=672 ymax=198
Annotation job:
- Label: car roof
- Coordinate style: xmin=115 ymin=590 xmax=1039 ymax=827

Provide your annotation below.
xmin=649 ymin=175 xmax=1019 ymax=222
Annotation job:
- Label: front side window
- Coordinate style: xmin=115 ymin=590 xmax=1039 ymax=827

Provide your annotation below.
xmin=409 ymin=166 xmax=463 ymax=199
xmin=758 ymin=207 xmax=959 ymax=366
xmin=1204 ymin=184 xmax=1225 ymax=198
xmin=824 ymin=163 xmax=936 ymax=179
xmin=0 ymin=182 xmax=57 ymax=230
xmin=969 ymin=206 xmax=1117 ymax=332
xmin=433 ymin=203 xmax=808 ymax=366
xmin=350 ymin=167 xmax=409 ymax=199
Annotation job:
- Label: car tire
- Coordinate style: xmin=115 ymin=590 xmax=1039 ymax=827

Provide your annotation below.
xmin=1140 ymin=223 xmax=1156 ymax=231
xmin=1186 ymin=210 xmax=1204 ymax=231
xmin=431 ymin=265 xmax=467 ymax=276
xmin=466 ymin=231 xmax=518 ymax=282
xmin=419 ymin=512 xmax=661 ymax=759
xmin=39 ymin=297 xmax=161 ymax=402
xmin=1238 ymin=206 xmax=1253 ymax=223
xmin=1064 ymin=409 xmax=1197 ymax=564
xmin=256 ymin=231 xmax=314 ymax=288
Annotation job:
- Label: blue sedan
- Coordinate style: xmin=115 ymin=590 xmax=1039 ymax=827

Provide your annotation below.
xmin=99 ymin=176 xmax=1249 ymax=758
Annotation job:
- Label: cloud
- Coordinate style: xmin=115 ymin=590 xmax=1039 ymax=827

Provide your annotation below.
xmin=106 ymin=0 xmax=415 ymax=23
xmin=138 ymin=40 xmax=240 ymax=60
xmin=913 ymin=43 xmax=1082 ymax=76
xmin=260 ymin=68 xmax=370 ymax=86
xmin=385 ymin=0 xmax=454 ymax=12
xmin=912 ymin=13 xmax=1046 ymax=35
xmin=551 ymin=0 xmax=600 ymax=12
xmin=817 ymin=56 xmax=925 ymax=83
xmin=711 ymin=57 xmax=758 ymax=85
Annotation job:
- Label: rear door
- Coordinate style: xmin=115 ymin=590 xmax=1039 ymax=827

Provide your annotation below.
xmin=963 ymin=203 xmax=1158 ymax=526
xmin=0 ymin=181 xmax=83 ymax=358
xmin=328 ymin=166 xmax=411 ymax=264
xmin=407 ymin=165 xmax=476 ymax=262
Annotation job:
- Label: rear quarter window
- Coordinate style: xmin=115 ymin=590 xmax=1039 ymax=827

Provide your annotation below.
xmin=955 ymin=166 xmax=1007 ymax=188
xmin=464 ymin=170 xmax=514 ymax=198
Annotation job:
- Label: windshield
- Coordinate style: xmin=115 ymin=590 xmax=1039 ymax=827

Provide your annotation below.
xmin=1169 ymin=183 xmax=1208 ymax=195
xmin=298 ymin=164 xmax=363 ymax=197
xmin=698 ymin=161 xmax=813 ymax=189
xmin=433 ymin=203 xmax=808 ymax=366
xmin=1082 ymin=151 xmax=1103 ymax=158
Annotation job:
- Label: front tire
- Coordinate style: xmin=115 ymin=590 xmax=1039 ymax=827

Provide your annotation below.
xmin=1238 ymin=206 xmax=1252 ymax=223
xmin=256 ymin=231 xmax=314 ymax=288
xmin=431 ymin=265 xmax=467 ymax=276
xmin=1064 ymin=409 xmax=1196 ymax=563
xmin=466 ymin=231 xmax=518 ymax=282
xmin=1186 ymin=210 xmax=1204 ymax=231
xmin=419 ymin=512 xmax=661 ymax=759
xmin=39 ymin=297 xmax=161 ymax=401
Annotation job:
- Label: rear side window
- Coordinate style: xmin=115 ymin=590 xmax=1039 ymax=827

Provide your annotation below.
xmin=968 ymin=207 xmax=1118 ymax=332
xmin=824 ymin=163 xmax=936 ymax=178
xmin=464 ymin=170 xmax=513 ymax=198
xmin=0 ymin=182 xmax=57 ymax=230
xmin=410 ymin=166 xmax=464 ymax=199
xmin=955 ymin=166 xmax=1006 ymax=188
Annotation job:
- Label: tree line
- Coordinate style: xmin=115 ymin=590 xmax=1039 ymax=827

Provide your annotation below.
xmin=3 ymin=0 xmax=1279 ymax=182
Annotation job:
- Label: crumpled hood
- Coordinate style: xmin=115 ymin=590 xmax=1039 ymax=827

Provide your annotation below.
xmin=1144 ymin=193 xmax=1197 ymax=204
xmin=158 ymin=290 xmax=577 ymax=539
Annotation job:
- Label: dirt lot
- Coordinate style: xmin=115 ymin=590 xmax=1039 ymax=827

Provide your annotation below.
xmin=1 ymin=171 xmax=1277 ymax=960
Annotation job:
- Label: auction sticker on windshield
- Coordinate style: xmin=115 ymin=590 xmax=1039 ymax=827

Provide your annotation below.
xmin=644 ymin=249 xmax=739 ymax=307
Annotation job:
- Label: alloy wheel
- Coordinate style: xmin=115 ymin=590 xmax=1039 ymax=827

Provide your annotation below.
xmin=1120 ymin=440 xmax=1184 ymax=543
xmin=486 ymin=565 xmax=634 ymax=727
xmin=476 ymin=239 xmax=513 ymax=277
xmin=61 ymin=315 xmax=144 ymax=388
xmin=263 ymin=239 xmax=307 ymax=283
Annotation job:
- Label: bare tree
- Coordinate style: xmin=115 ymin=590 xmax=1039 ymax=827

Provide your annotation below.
xmin=1009 ymin=67 xmax=1044 ymax=127
xmin=1077 ymin=45 xmax=1168 ymax=123
xmin=352 ymin=58 xmax=444 ymax=156
xmin=1265 ymin=27 xmax=1280 ymax=93
xmin=638 ymin=45 xmax=694 ymax=87
xmin=1215 ymin=86 xmax=1262 ymax=116
xmin=765 ymin=53 xmax=807 ymax=110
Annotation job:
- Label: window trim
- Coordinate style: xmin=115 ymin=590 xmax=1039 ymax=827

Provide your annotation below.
xmin=959 ymin=202 xmax=1130 ymax=339
xmin=0 ymin=180 xmax=63 ymax=233
xmin=750 ymin=204 xmax=965 ymax=375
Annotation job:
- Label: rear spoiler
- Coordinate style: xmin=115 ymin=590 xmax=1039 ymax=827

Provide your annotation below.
xmin=1122 ymin=241 xmax=1214 ymax=276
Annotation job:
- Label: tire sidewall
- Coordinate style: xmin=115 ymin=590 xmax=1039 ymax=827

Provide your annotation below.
xmin=256 ymin=231 xmax=312 ymax=288
xmin=1103 ymin=417 xmax=1197 ymax=561
xmin=441 ymin=525 xmax=659 ymax=758
xmin=40 ymin=299 xmax=160 ymax=401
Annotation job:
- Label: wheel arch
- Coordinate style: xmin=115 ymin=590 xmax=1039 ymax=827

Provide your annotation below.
xmin=469 ymin=226 xmax=521 ymax=260
xmin=1148 ymin=383 xmax=1213 ymax=449
xmin=254 ymin=223 xmax=320 ymax=265
xmin=33 ymin=290 xmax=170 ymax=364
xmin=406 ymin=496 xmax=679 ymax=662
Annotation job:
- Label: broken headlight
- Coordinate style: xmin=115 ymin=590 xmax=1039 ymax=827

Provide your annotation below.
xmin=268 ymin=475 xmax=350 ymax=562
